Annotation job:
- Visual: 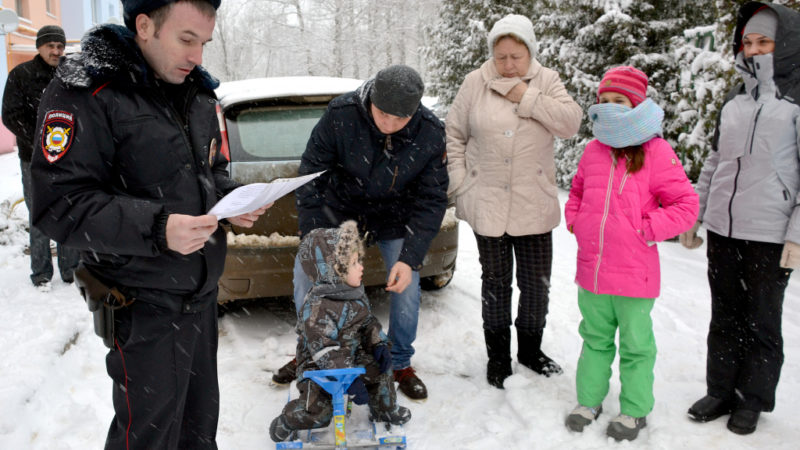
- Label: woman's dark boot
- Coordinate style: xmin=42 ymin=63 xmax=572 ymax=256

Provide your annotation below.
xmin=518 ymin=328 xmax=563 ymax=377
xmin=484 ymin=328 xmax=512 ymax=389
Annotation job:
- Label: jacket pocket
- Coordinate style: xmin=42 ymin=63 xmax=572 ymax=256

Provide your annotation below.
xmin=534 ymin=164 xmax=558 ymax=199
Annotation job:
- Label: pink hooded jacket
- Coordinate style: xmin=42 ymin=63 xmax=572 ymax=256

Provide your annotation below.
xmin=564 ymin=137 xmax=698 ymax=299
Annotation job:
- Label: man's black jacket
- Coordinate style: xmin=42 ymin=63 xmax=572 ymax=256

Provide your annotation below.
xmin=296 ymin=80 xmax=449 ymax=270
xmin=2 ymin=54 xmax=56 ymax=162
xmin=30 ymin=25 xmax=239 ymax=312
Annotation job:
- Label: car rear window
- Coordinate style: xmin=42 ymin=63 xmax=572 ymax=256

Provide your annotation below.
xmin=227 ymin=105 xmax=327 ymax=161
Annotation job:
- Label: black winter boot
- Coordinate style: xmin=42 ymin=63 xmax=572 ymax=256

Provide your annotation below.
xmin=517 ymin=329 xmax=562 ymax=377
xmin=484 ymin=328 xmax=512 ymax=389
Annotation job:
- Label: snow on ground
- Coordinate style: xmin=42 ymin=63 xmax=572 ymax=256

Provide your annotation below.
xmin=0 ymin=150 xmax=798 ymax=449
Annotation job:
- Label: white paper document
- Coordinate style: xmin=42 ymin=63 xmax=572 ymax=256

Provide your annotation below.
xmin=208 ymin=171 xmax=324 ymax=220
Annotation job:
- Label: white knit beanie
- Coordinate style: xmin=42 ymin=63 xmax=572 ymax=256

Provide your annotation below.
xmin=487 ymin=14 xmax=538 ymax=58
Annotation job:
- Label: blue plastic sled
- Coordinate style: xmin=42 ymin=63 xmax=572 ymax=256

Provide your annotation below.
xmin=276 ymin=367 xmax=407 ymax=450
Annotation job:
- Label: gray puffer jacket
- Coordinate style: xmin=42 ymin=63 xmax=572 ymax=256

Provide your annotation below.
xmin=696 ymin=3 xmax=800 ymax=244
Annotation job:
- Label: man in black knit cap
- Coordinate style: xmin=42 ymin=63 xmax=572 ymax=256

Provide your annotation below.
xmin=2 ymin=25 xmax=78 ymax=287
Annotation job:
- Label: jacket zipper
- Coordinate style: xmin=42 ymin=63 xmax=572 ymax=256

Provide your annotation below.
xmin=618 ymin=170 xmax=629 ymax=195
xmin=595 ymin=156 xmax=616 ymax=292
xmin=727 ymin=104 xmax=762 ymax=237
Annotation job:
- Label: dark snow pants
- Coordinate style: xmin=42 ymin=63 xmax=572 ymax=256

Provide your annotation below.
xmin=105 ymin=299 xmax=219 ymax=449
xmin=279 ymin=357 xmax=398 ymax=431
xmin=705 ymin=231 xmax=789 ymax=412
xmin=474 ymin=232 xmax=553 ymax=333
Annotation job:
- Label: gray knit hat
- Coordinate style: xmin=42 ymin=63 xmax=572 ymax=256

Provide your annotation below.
xmin=743 ymin=7 xmax=778 ymax=40
xmin=370 ymin=65 xmax=424 ymax=118
xmin=36 ymin=25 xmax=65 ymax=48
xmin=487 ymin=14 xmax=538 ymax=58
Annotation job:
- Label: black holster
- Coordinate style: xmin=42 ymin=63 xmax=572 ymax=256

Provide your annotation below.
xmin=74 ymin=264 xmax=134 ymax=349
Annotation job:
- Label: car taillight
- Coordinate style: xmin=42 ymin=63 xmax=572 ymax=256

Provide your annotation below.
xmin=215 ymin=103 xmax=231 ymax=162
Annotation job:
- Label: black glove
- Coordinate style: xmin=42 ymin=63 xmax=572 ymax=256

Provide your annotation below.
xmin=346 ymin=376 xmax=369 ymax=405
xmin=373 ymin=344 xmax=391 ymax=374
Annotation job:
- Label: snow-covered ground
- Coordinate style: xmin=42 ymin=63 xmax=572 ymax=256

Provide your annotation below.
xmin=0 ymin=150 xmax=798 ymax=449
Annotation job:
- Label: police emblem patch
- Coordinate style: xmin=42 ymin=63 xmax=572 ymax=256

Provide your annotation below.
xmin=41 ymin=110 xmax=75 ymax=163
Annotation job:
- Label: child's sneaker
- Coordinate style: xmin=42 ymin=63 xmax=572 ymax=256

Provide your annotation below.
xmin=269 ymin=416 xmax=295 ymax=442
xmin=606 ymin=414 xmax=647 ymax=441
xmin=565 ymin=404 xmax=602 ymax=432
xmin=370 ymin=405 xmax=411 ymax=425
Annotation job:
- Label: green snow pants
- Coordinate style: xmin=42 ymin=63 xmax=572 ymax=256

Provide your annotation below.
xmin=576 ymin=288 xmax=656 ymax=418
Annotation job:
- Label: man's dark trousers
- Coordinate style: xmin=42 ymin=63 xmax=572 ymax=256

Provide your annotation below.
xmin=105 ymin=299 xmax=219 ymax=449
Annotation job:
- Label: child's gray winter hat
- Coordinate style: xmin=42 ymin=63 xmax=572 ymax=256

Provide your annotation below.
xmin=487 ymin=14 xmax=538 ymax=58
xmin=299 ymin=221 xmax=364 ymax=285
xmin=743 ymin=7 xmax=778 ymax=40
xmin=122 ymin=0 xmax=221 ymax=30
xmin=370 ymin=65 xmax=424 ymax=118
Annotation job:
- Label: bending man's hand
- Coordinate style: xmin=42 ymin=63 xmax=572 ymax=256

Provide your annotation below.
xmin=166 ymin=214 xmax=219 ymax=255
xmin=227 ymin=203 xmax=273 ymax=228
xmin=385 ymin=261 xmax=412 ymax=294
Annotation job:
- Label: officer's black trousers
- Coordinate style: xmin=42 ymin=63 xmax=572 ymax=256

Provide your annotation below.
xmin=705 ymin=231 xmax=789 ymax=412
xmin=104 ymin=300 xmax=219 ymax=449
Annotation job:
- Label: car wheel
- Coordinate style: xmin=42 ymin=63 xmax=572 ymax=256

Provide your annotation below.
xmin=420 ymin=268 xmax=454 ymax=291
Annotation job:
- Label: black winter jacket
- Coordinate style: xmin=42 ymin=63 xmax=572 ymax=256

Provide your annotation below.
xmin=296 ymin=80 xmax=449 ymax=270
xmin=30 ymin=25 xmax=240 ymax=312
xmin=2 ymin=55 xmax=57 ymax=162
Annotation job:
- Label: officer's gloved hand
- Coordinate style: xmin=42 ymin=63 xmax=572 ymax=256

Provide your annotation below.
xmin=346 ymin=376 xmax=369 ymax=405
xmin=373 ymin=344 xmax=391 ymax=374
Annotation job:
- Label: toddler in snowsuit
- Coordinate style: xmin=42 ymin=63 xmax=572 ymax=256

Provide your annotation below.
xmin=269 ymin=221 xmax=411 ymax=442
xmin=563 ymin=66 xmax=699 ymax=441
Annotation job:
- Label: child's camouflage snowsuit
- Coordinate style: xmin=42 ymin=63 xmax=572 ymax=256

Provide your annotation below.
xmin=276 ymin=221 xmax=403 ymax=431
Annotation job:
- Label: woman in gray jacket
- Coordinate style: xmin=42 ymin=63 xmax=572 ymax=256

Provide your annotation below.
xmin=680 ymin=2 xmax=800 ymax=436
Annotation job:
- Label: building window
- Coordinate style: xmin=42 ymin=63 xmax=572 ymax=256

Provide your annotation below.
xmin=46 ymin=0 xmax=53 ymax=14
xmin=15 ymin=0 xmax=28 ymax=19
xmin=92 ymin=0 xmax=102 ymax=23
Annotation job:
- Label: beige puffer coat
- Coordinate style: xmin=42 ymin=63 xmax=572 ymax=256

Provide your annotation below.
xmin=446 ymin=58 xmax=582 ymax=237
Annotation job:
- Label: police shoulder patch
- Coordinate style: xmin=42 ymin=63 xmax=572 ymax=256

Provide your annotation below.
xmin=41 ymin=110 xmax=75 ymax=164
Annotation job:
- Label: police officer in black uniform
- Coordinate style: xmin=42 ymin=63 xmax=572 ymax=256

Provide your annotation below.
xmin=29 ymin=1 xmax=267 ymax=448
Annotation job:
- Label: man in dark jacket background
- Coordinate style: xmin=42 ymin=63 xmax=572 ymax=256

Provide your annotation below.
xmin=2 ymin=25 xmax=78 ymax=287
xmin=272 ymin=65 xmax=449 ymax=401
xmin=30 ymin=1 xmax=267 ymax=448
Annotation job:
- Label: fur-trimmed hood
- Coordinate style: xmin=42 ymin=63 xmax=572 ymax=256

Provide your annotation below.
xmin=298 ymin=220 xmax=364 ymax=287
xmin=56 ymin=24 xmax=219 ymax=91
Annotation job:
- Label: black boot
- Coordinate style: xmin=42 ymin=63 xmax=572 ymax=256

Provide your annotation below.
xmin=484 ymin=328 xmax=512 ymax=389
xmin=517 ymin=329 xmax=562 ymax=377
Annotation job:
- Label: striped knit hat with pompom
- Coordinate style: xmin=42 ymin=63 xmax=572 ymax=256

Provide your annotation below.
xmin=597 ymin=66 xmax=649 ymax=107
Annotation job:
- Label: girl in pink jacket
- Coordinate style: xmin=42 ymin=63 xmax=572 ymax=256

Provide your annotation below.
xmin=563 ymin=66 xmax=698 ymax=441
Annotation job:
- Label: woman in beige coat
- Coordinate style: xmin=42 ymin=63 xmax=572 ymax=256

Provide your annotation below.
xmin=446 ymin=14 xmax=582 ymax=389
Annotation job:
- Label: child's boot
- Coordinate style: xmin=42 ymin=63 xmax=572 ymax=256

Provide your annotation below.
xmin=484 ymin=328 xmax=512 ymax=388
xmin=565 ymin=404 xmax=602 ymax=432
xmin=370 ymin=405 xmax=412 ymax=425
xmin=517 ymin=328 xmax=563 ymax=376
xmin=269 ymin=415 xmax=295 ymax=442
xmin=606 ymin=414 xmax=647 ymax=441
